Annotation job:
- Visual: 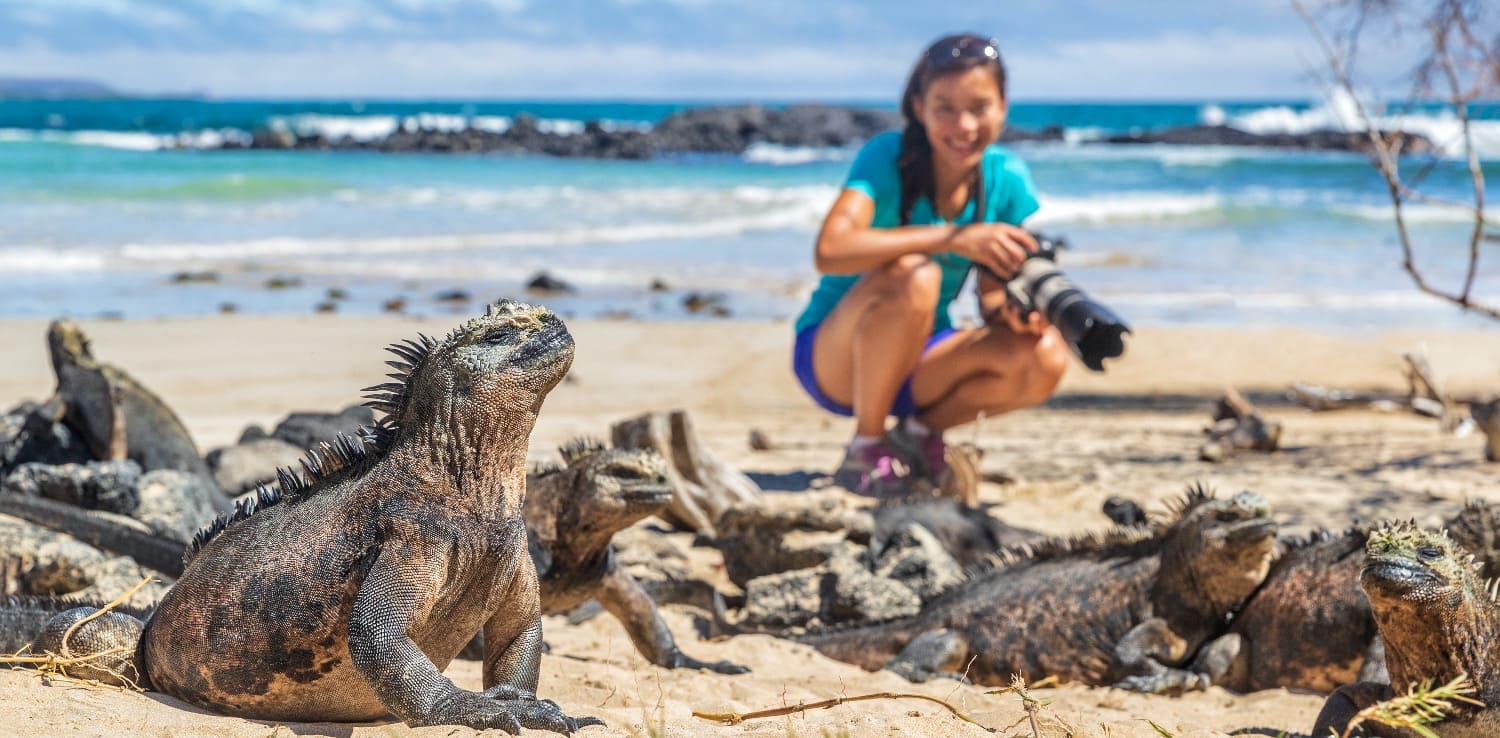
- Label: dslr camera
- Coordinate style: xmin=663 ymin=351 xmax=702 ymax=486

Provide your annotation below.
xmin=977 ymin=232 xmax=1130 ymax=372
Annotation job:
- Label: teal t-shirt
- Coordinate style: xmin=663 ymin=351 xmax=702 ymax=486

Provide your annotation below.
xmin=794 ymin=130 xmax=1041 ymax=334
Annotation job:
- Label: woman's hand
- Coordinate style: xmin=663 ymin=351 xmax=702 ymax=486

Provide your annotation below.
xmin=946 ymin=223 xmax=1037 ymax=279
xmin=992 ymin=301 xmax=1049 ymax=336
xmin=977 ymin=267 xmax=1049 ymax=336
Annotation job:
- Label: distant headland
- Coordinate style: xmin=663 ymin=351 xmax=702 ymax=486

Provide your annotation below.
xmin=0 ymin=77 xmax=119 ymax=99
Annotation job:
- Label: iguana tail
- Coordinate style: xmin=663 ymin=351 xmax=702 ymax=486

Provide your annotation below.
xmin=0 ymin=594 xmax=152 ymax=686
xmin=710 ymin=592 xmax=919 ymax=671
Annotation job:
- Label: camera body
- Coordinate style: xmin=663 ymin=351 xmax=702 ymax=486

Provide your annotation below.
xmin=981 ymin=232 xmax=1130 ymax=372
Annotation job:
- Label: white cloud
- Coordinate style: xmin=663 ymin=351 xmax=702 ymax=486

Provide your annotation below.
xmin=0 ymin=6 xmax=1428 ymax=99
xmin=387 ymin=0 xmax=528 ymax=12
xmin=1006 ymin=29 xmax=1409 ymax=99
xmin=0 ymin=37 xmax=901 ymax=98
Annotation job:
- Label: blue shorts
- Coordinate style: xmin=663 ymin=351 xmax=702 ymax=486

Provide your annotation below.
xmin=793 ymin=323 xmax=957 ymax=417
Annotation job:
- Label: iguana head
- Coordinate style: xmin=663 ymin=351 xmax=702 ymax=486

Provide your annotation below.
xmin=1362 ymin=523 xmax=1476 ymax=608
xmin=1360 ymin=523 xmax=1500 ymax=694
xmin=46 ymin=319 xmax=96 ymax=374
xmin=1161 ymin=487 xmax=1278 ymax=615
xmin=365 ymin=300 xmax=574 ymax=432
xmin=553 ymin=438 xmax=671 ymax=534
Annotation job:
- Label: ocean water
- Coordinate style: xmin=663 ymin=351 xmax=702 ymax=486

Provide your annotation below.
xmin=1 ymin=95 xmax=1498 ymax=331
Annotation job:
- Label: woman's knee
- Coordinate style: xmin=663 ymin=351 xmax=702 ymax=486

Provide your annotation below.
xmin=1022 ymin=328 xmax=1070 ymax=405
xmin=869 ymin=254 xmax=941 ymax=305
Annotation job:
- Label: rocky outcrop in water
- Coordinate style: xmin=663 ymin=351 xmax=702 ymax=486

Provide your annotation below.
xmin=211 ymin=104 xmax=1434 ymax=159
xmin=217 ymin=104 xmax=1066 ymax=159
xmin=1103 ymin=124 xmax=1436 ymax=155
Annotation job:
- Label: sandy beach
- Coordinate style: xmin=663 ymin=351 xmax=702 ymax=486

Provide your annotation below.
xmin=2 ymin=314 xmax=1499 ymax=737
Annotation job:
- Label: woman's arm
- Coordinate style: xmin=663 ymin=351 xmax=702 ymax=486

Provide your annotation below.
xmin=814 ymin=189 xmax=1037 ymax=277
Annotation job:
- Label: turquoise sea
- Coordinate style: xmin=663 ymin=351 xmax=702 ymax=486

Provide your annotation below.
xmin=1 ymin=96 xmax=1497 ymax=330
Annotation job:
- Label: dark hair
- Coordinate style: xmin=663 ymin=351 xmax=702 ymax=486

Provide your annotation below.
xmin=897 ymin=34 xmax=1008 ymax=226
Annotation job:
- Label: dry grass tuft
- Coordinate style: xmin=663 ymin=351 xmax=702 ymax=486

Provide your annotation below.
xmin=989 ymin=674 xmax=1073 ymax=737
xmin=1341 ymin=673 xmax=1483 ymax=738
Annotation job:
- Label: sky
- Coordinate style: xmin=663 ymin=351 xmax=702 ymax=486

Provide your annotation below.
xmin=0 ymin=0 xmax=1434 ymax=101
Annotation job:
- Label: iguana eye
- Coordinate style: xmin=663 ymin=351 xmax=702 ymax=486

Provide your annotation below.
xmin=1417 ymin=545 xmax=1442 ymax=562
xmin=1215 ymin=510 xmax=1241 ymax=523
xmin=605 ymin=464 xmax=651 ymax=481
xmin=481 ymin=326 xmax=514 ymax=344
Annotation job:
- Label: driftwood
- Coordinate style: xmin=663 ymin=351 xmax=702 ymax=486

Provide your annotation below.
xmin=936 ymin=442 xmax=982 ymax=507
xmin=611 ymin=410 xmax=761 ymax=534
xmin=1403 ymin=351 xmax=1466 ymax=432
xmin=1471 ymin=398 xmax=1500 ymax=462
xmin=1291 ymin=352 xmax=1477 ymax=428
xmin=1290 ymin=350 xmax=1500 ymax=460
xmin=1289 ymin=383 xmax=1410 ymax=414
xmin=1200 ymin=386 xmax=1281 ymax=462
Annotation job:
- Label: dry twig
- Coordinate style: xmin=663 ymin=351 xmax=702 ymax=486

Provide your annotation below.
xmin=988 ymin=675 xmax=1071 ymax=737
xmin=692 ymin=691 xmax=995 ymax=732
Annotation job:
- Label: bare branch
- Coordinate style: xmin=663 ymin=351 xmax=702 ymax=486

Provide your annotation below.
xmin=1297 ymin=0 xmax=1500 ymax=321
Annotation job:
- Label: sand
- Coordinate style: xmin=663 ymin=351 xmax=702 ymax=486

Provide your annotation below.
xmin=1 ymin=314 xmax=1498 ymax=737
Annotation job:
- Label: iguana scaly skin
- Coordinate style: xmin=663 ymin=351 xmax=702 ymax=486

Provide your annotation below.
xmin=4 ymin=594 xmax=152 ymax=684
xmin=524 ymin=438 xmax=746 ymax=674
xmin=748 ymin=486 xmax=1277 ymax=693
xmin=31 ymin=302 xmax=598 ymax=734
xmin=1203 ymin=527 xmax=1377 ymax=694
xmin=1312 ymin=524 xmax=1500 ymax=738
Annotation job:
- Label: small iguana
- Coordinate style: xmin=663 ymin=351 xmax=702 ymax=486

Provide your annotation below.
xmin=25 ymin=302 xmax=599 ymax=734
xmin=728 ymin=485 xmax=1277 ymax=693
xmin=524 ymin=437 xmax=746 ymax=674
xmin=1311 ymin=523 xmax=1500 ymax=738
xmin=46 ymin=320 xmax=216 ymax=485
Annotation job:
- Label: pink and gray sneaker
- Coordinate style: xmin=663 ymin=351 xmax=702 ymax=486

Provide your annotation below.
xmin=832 ymin=440 xmax=909 ymax=497
xmin=886 ymin=421 xmax=948 ymax=482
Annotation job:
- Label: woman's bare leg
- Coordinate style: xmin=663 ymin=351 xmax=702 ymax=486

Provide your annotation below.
xmin=906 ymin=322 xmax=1070 ymax=432
xmin=810 ymin=254 xmax=941 ymax=437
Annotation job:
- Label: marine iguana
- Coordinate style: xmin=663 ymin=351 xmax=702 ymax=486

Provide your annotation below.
xmin=523 ymin=437 xmax=746 ymax=674
xmin=25 ymin=302 xmax=599 ymax=734
xmin=1195 ymin=526 xmax=1377 ymax=695
xmin=727 ymin=486 xmax=1277 ymax=693
xmin=46 ymin=320 xmax=217 ymax=486
xmin=1201 ymin=501 xmax=1500 ymax=695
xmin=1311 ymin=523 xmax=1500 ymax=738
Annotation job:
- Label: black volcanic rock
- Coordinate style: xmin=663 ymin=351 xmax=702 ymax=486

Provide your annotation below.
xmin=525 ymin=271 xmax=576 ymax=295
xmin=1102 ymin=124 xmax=1436 ymax=154
xmin=1000 ymin=125 xmax=1066 ymax=143
xmin=650 ymin=104 xmax=900 ymax=153
xmin=236 ymin=104 xmax=901 ymax=159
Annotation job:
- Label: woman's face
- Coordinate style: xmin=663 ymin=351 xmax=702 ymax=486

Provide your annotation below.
xmin=912 ymin=65 xmax=1006 ymax=176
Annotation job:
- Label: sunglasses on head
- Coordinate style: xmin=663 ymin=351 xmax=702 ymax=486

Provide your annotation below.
xmin=924 ymin=36 xmax=1000 ymax=68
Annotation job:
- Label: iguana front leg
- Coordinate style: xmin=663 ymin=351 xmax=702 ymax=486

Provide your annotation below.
xmin=1190 ymin=633 xmax=1249 ymax=691
xmin=348 ymin=548 xmax=596 ymax=734
xmin=884 ymin=629 xmax=972 ymax=683
xmin=596 ymin=563 xmax=747 ymax=674
xmin=1312 ymin=681 xmax=1396 ymax=737
xmin=1110 ymin=617 xmax=1211 ymax=695
xmin=480 ymin=550 xmax=604 ymax=734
